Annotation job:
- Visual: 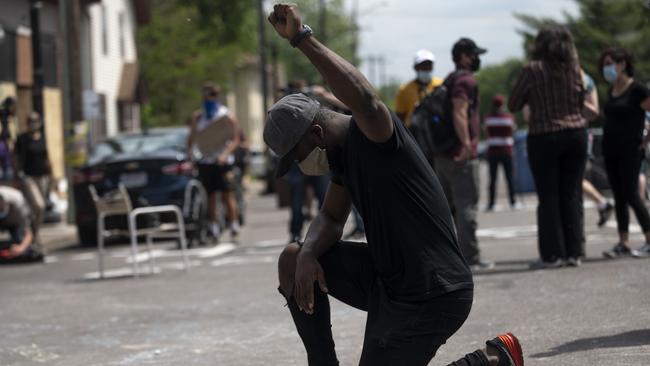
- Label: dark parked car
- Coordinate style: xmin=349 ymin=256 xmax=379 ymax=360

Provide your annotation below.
xmin=73 ymin=128 xmax=208 ymax=247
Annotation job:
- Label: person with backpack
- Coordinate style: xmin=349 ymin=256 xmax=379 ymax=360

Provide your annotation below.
xmin=265 ymin=4 xmax=523 ymax=366
xmin=395 ymin=49 xmax=443 ymax=129
xmin=509 ymin=25 xmax=588 ymax=268
xmin=433 ymin=38 xmax=493 ymax=270
xmin=484 ymin=94 xmax=518 ymax=212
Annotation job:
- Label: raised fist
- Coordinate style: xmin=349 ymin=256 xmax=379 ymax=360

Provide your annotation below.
xmin=268 ymin=3 xmax=303 ymax=40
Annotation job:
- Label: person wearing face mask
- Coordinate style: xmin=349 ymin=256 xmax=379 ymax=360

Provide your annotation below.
xmin=265 ymin=4 xmax=523 ymax=366
xmin=14 ymin=112 xmax=50 ymax=241
xmin=434 ymin=38 xmax=493 ymax=270
xmin=282 ymin=81 xmax=332 ymax=244
xmin=599 ymin=48 xmax=650 ymax=258
xmin=187 ymin=82 xmax=241 ymax=241
xmin=394 ymin=49 xmax=443 ymax=128
xmin=509 ymin=26 xmax=589 ymax=269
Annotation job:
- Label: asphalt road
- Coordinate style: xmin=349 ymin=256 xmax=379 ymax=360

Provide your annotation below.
xmin=1 ymin=176 xmax=649 ymax=365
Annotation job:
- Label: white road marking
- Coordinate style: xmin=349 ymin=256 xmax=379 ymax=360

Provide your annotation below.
xmin=13 ymin=343 xmax=60 ymax=363
xmin=70 ymin=252 xmax=96 ymax=261
xmin=43 ymin=256 xmax=58 ymax=264
xmin=210 ymin=255 xmax=275 ymax=267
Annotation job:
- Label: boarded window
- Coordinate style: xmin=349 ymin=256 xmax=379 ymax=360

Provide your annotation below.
xmin=16 ymin=33 xmax=33 ymax=87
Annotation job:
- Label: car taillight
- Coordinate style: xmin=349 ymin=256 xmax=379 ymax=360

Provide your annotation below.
xmin=162 ymin=161 xmax=193 ymax=175
xmin=72 ymin=170 xmax=105 ymax=184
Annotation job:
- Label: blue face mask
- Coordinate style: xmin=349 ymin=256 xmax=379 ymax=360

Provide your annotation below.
xmin=603 ymin=64 xmax=618 ymax=84
xmin=416 ymin=70 xmax=432 ymax=84
xmin=203 ymin=100 xmax=220 ymax=119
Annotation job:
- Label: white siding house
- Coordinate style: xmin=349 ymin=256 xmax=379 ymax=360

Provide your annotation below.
xmin=86 ymin=0 xmax=141 ymax=137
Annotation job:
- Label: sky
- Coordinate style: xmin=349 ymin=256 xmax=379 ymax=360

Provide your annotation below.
xmin=347 ymin=0 xmax=581 ymax=85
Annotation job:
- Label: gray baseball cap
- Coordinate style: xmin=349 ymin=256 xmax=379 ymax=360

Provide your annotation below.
xmin=264 ymin=93 xmax=320 ymax=177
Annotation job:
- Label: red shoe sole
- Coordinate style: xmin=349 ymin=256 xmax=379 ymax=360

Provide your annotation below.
xmin=498 ymin=333 xmax=524 ymax=366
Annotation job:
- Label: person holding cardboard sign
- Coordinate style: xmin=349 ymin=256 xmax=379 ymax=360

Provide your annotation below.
xmin=188 ymin=82 xmax=241 ymax=241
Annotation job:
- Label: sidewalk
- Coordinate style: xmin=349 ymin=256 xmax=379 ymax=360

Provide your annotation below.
xmin=40 ymin=221 xmax=78 ymax=253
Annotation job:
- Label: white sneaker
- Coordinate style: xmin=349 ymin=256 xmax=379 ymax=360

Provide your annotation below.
xmin=209 ymin=222 xmax=221 ymax=239
xmin=230 ymin=222 xmax=240 ymax=239
xmin=511 ymin=202 xmax=523 ymax=210
xmin=634 ymin=243 xmax=650 ymax=257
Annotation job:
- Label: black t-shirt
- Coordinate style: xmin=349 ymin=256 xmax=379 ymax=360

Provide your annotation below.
xmin=330 ymin=113 xmax=473 ymax=301
xmin=603 ymin=80 xmax=650 ymax=148
xmin=16 ymin=133 xmax=50 ymax=177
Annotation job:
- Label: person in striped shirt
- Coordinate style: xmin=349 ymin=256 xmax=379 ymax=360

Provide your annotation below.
xmin=483 ymin=94 xmax=518 ymax=211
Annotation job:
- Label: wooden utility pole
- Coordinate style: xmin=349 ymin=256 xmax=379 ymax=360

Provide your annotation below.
xmin=59 ymin=0 xmax=83 ymax=223
xmin=30 ymin=0 xmax=44 ymax=127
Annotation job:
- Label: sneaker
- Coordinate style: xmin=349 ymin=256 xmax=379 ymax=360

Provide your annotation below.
xmin=230 ymin=222 xmax=240 ymax=240
xmin=209 ymin=222 xmax=221 ymax=240
xmin=511 ymin=202 xmax=523 ymax=210
xmin=485 ymin=205 xmax=495 ymax=213
xmin=603 ymin=243 xmax=636 ymax=258
xmin=529 ymin=258 xmax=563 ymax=270
xmin=564 ymin=257 xmax=582 ymax=267
xmin=634 ymin=243 xmax=650 ymax=257
xmin=597 ymin=202 xmax=614 ymax=228
xmin=469 ymin=259 xmax=495 ymax=271
xmin=486 ymin=333 xmax=524 ymax=366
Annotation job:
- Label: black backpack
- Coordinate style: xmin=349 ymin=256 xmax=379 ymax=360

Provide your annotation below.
xmin=410 ymin=71 xmax=468 ymax=156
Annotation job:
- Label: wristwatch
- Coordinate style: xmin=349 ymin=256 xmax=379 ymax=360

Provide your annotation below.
xmin=290 ymin=24 xmax=313 ymax=48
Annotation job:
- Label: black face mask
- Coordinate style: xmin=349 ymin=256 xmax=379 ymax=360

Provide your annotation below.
xmin=471 ymin=56 xmax=481 ymax=72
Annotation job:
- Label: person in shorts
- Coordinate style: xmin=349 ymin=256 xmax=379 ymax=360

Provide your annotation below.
xmin=188 ymin=82 xmax=241 ymax=240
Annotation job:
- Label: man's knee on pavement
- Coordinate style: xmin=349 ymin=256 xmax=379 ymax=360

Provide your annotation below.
xmin=278 ymin=243 xmax=301 ymax=299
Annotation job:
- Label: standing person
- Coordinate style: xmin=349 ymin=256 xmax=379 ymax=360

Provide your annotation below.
xmin=0 ymin=98 xmax=16 ymax=182
xmin=509 ymin=25 xmax=588 ymax=268
xmin=14 ymin=112 xmax=49 ymax=240
xmin=484 ymin=94 xmax=518 ymax=211
xmin=599 ymin=48 xmax=650 ymax=258
xmin=434 ymin=38 xmax=493 ymax=270
xmin=581 ymin=73 xmax=614 ymax=227
xmin=395 ymin=49 xmax=443 ymax=128
xmin=266 ymin=4 xmax=523 ymax=366
xmin=187 ymin=82 xmax=241 ymax=241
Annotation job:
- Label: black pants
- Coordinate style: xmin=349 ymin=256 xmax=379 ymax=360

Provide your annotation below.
xmin=603 ymin=144 xmax=650 ymax=234
xmin=487 ymin=154 xmax=516 ymax=207
xmin=527 ymin=128 xmax=587 ymax=261
xmin=281 ymin=241 xmax=487 ymax=366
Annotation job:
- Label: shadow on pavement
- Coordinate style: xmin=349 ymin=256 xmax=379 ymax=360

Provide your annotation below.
xmin=531 ymin=329 xmax=650 ymax=358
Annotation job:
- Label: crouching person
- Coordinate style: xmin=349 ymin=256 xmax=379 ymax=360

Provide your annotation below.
xmin=0 ymin=186 xmax=43 ymax=263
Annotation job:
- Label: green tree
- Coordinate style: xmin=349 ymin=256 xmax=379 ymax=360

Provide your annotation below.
xmin=138 ymin=0 xmax=359 ymax=127
xmin=138 ymin=0 xmax=257 ymax=127
xmin=476 ymin=58 xmax=525 ymax=125
xmin=269 ymin=0 xmax=359 ymax=85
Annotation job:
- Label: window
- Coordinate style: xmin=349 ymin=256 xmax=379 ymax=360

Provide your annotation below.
xmin=119 ymin=12 xmax=126 ymax=58
xmin=101 ymin=4 xmax=108 ymax=55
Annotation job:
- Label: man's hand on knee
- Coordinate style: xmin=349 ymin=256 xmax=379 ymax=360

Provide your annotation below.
xmin=278 ymin=242 xmax=302 ymax=299
xmin=294 ymin=250 xmax=328 ymax=315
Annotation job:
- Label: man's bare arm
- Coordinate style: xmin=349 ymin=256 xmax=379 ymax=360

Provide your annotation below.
xmin=294 ymin=182 xmax=352 ymax=314
xmin=452 ymin=98 xmax=471 ymax=161
xmin=269 ymin=4 xmax=392 ymax=143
